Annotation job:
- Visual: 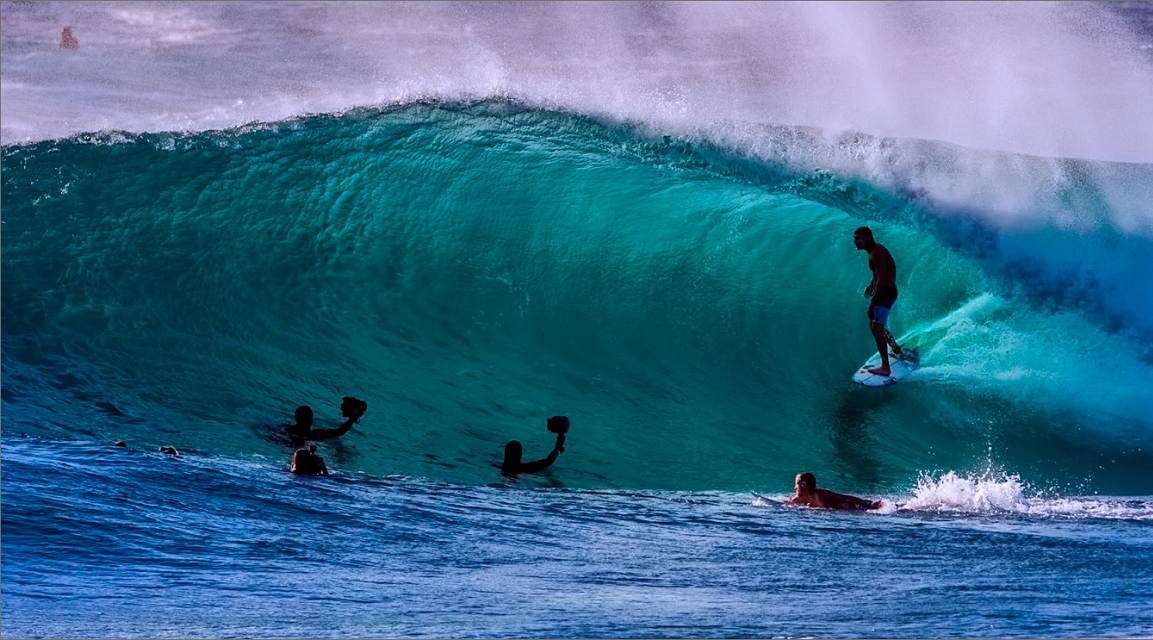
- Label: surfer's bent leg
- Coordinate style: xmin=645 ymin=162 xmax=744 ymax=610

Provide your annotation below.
xmin=866 ymin=285 xmax=899 ymax=375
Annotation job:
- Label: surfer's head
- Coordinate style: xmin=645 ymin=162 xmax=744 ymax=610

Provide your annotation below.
xmin=795 ymin=472 xmax=817 ymax=493
xmin=503 ymin=440 xmax=523 ymax=466
xmin=853 ymin=226 xmax=875 ymax=250
xmin=294 ymin=405 xmax=314 ymax=428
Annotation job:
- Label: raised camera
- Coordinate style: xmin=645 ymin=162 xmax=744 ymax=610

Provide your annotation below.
xmin=341 ymin=396 xmax=367 ymax=417
xmin=546 ymin=415 xmax=570 ymax=435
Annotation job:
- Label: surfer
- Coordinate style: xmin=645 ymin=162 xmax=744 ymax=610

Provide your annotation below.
xmin=789 ymin=472 xmax=882 ymax=511
xmin=290 ymin=445 xmax=329 ymax=476
xmin=285 ymin=396 xmax=367 ymax=443
xmin=853 ymin=226 xmax=903 ymax=376
xmin=501 ymin=416 xmax=569 ymax=476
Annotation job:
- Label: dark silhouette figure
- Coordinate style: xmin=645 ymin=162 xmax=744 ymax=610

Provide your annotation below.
xmin=789 ymin=472 xmax=882 ymax=511
xmin=286 ymin=397 xmax=366 ymax=443
xmin=501 ymin=416 xmax=569 ymax=476
xmin=291 ymin=445 xmax=329 ymax=476
xmin=60 ymin=27 xmax=79 ymax=50
xmin=853 ymin=226 xmax=904 ymax=376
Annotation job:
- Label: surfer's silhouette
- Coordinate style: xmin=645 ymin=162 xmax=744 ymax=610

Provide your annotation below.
xmin=853 ymin=226 xmax=905 ymax=376
xmin=501 ymin=416 xmax=569 ymax=476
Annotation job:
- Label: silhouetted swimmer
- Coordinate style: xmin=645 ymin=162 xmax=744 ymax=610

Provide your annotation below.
xmin=789 ymin=472 xmax=882 ymax=511
xmin=159 ymin=446 xmax=179 ymax=456
xmin=291 ymin=445 xmax=329 ymax=476
xmin=60 ymin=27 xmax=78 ymax=50
xmin=286 ymin=396 xmax=367 ymax=443
xmin=501 ymin=416 xmax=569 ymax=476
xmin=113 ymin=441 xmax=127 ymax=448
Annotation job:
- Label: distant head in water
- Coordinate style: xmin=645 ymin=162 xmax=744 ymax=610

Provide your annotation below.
xmin=503 ymin=440 xmax=523 ymax=469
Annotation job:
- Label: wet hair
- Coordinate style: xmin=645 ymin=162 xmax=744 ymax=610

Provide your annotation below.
xmin=294 ymin=406 xmax=313 ymax=424
xmin=854 ymin=226 xmax=874 ymax=240
xmin=293 ymin=446 xmax=321 ymax=467
xmin=503 ymin=440 xmax=523 ymax=464
xmin=796 ymin=472 xmax=817 ymax=491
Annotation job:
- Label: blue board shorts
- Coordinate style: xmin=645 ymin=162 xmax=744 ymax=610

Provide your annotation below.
xmin=869 ymin=286 xmax=898 ymax=326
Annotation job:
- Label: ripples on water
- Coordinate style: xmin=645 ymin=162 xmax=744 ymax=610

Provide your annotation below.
xmin=3 ymin=438 xmax=1151 ymax=639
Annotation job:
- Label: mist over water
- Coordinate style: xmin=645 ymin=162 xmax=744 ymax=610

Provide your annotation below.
xmin=3 ymin=1 xmax=1152 ymax=160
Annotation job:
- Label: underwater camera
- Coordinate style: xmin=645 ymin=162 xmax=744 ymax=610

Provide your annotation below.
xmin=341 ymin=396 xmax=368 ymax=418
xmin=547 ymin=415 xmax=570 ymax=435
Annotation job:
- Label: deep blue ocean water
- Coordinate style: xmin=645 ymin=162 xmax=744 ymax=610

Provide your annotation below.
xmin=3 ymin=2 xmax=1153 ymax=638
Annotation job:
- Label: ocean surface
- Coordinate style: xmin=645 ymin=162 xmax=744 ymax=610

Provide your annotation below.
xmin=3 ymin=2 xmax=1153 ymax=638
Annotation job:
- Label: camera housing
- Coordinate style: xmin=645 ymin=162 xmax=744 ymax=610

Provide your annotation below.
xmin=546 ymin=415 xmax=570 ymax=435
xmin=341 ymin=396 xmax=368 ymax=418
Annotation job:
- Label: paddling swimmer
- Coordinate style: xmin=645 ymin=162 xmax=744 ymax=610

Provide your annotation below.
xmin=853 ymin=226 xmax=904 ymax=377
xmin=285 ymin=396 xmax=367 ymax=443
xmin=291 ymin=445 xmax=329 ymax=476
xmin=501 ymin=416 xmax=569 ymax=476
xmin=789 ymin=472 xmax=882 ymax=511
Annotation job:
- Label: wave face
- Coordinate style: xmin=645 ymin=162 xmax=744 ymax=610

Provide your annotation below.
xmin=4 ymin=104 xmax=1153 ymax=493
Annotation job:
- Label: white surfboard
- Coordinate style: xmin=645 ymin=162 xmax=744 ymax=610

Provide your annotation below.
xmin=751 ymin=492 xmax=785 ymax=506
xmin=852 ymin=351 xmax=919 ymax=387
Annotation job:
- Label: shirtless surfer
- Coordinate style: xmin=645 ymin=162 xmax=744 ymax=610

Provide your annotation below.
xmin=853 ymin=226 xmax=904 ymax=376
xmin=789 ymin=472 xmax=882 ymax=511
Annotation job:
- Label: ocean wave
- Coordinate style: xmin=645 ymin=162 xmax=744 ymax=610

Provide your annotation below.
xmin=3 ymin=105 xmax=1152 ymax=493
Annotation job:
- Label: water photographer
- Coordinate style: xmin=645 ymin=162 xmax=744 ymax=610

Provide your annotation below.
xmin=285 ymin=396 xmax=368 ymax=443
xmin=501 ymin=416 xmax=569 ymax=475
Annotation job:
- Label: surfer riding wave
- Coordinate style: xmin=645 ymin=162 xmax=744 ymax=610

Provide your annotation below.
xmin=854 ymin=226 xmax=910 ymax=377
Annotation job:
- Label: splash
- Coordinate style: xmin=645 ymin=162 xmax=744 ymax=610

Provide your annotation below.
xmin=902 ymin=471 xmax=1153 ymax=520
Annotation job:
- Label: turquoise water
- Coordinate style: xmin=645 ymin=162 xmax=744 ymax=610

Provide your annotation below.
xmin=4 ymin=3 xmax=1153 ymax=638
xmin=4 ymin=104 xmax=1152 ymax=493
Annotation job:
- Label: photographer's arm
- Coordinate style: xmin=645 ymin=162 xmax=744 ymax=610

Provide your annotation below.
xmin=310 ymin=405 xmax=366 ymax=440
xmin=518 ymin=434 xmax=565 ymax=473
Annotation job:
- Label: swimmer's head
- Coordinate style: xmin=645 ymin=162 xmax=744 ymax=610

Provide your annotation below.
xmin=294 ymin=406 xmax=314 ymax=428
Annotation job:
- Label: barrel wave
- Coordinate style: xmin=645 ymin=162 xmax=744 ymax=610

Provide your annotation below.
xmin=4 ymin=102 xmax=1152 ymax=494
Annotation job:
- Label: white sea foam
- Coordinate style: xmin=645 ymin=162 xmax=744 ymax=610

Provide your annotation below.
xmin=901 ymin=471 xmax=1153 ymax=520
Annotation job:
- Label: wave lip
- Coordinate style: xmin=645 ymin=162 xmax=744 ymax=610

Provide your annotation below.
xmin=3 ymin=2 xmax=1153 ymax=164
